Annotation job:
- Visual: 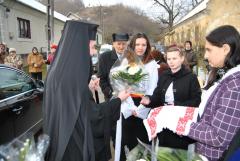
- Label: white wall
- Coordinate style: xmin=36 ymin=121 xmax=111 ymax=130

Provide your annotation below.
xmin=1 ymin=0 xmax=65 ymax=54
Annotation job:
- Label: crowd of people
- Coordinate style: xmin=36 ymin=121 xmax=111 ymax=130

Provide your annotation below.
xmin=1 ymin=20 xmax=239 ymax=161
xmin=0 ymin=43 xmax=23 ymax=70
xmin=0 ymin=42 xmax=57 ymax=80
xmin=41 ymin=21 xmax=240 ymax=161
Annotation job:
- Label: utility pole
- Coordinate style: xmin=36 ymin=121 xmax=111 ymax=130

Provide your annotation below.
xmin=99 ymin=5 xmax=104 ymax=43
xmin=50 ymin=0 xmax=54 ymax=44
xmin=47 ymin=0 xmax=51 ymax=53
xmin=46 ymin=0 xmax=54 ymax=55
xmin=98 ymin=0 xmax=104 ymax=43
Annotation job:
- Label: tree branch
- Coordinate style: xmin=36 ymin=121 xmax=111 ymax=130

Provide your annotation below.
xmin=153 ymin=0 xmax=170 ymax=12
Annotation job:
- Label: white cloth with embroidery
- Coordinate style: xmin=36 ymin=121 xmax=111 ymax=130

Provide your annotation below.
xmin=143 ymin=106 xmax=199 ymax=141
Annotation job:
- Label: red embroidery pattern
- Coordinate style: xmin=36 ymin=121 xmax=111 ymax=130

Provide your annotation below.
xmin=184 ymin=107 xmax=195 ymax=120
xmin=147 ymin=117 xmax=157 ymax=138
xmin=147 ymin=107 xmax=163 ymax=138
xmin=176 ymin=118 xmax=188 ymax=135
xmin=149 ymin=107 xmax=162 ymax=117
xmin=176 ymin=107 xmax=195 ymax=135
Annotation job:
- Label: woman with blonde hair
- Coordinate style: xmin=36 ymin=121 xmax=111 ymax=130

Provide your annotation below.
xmin=141 ymin=45 xmax=201 ymax=150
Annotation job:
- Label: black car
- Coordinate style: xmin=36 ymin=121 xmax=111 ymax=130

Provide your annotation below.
xmin=0 ymin=65 xmax=44 ymax=145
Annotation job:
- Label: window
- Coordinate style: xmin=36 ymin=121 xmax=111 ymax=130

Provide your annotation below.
xmin=17 ymin=18 xmax=31 ymax=39
xmin=0 ymin=68 xmax=33 ymax=99
xmin=195 ymin=26 xmax=200 ymax=42
xmin=181 ymin=31 xmax=184 ymax=43
xmin=187 ymin=29 xmax=191 ymax=40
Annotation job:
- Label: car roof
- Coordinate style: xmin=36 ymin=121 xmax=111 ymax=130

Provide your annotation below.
xmin=0 ymin=64 xmax=20 ymax=71
xmin=0 ymin=64 xmax=32 ymax=79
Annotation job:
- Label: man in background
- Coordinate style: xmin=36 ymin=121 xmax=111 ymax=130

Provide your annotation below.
xmin=184 ymin=40 xmax=197 ymax=71
xmin=0 ymin=42 xmax=7 ymax=64
xmin=98 ymin=33 xmax=129 ymax=101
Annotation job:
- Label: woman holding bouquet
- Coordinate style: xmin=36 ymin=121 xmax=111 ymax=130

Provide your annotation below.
xmin=119 ymin=33 xmax=159 ymax=160
xmin=140 ymin=44 xmax=202 ymax=150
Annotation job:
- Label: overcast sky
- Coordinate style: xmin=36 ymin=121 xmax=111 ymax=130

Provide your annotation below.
xmin=82 ymin=0 xmax=159 ymax=18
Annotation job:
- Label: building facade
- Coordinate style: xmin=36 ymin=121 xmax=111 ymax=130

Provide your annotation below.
xmin=161 ymin=0 xmax=240 ymax=79
xmin=163 ymin=0 xmax=240 ymax=49
xmin=0 ymin=0 xmax=68 ymax=55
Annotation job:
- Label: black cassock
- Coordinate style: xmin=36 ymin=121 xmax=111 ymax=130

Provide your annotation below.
xmin=89 ymin=90 xmax=121 ymax=161
xmin=62 ymin=89 xmax=121 ymax=161
xmin=43 ymin=20 xmax=121 ymax=161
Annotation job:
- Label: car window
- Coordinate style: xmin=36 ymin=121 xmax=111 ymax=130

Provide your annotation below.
xmin=0 ymin=68 xmax=34 ymax=100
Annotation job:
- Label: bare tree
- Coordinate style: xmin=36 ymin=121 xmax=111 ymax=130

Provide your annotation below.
xmin=191 ymin=0 xmax=203 ymax=7
xmin=152 ymin=0 xmax=184 ymax=31
xmin=151 ymin=0 xmax=202 ymax=31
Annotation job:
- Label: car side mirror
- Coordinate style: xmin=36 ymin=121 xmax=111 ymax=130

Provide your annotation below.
xmin=35 ymin=80 xmax=44 ymax=89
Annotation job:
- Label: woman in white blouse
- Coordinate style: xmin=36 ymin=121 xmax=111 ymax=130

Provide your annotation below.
xmin=118 ymin=33 xmax=159 ymax=161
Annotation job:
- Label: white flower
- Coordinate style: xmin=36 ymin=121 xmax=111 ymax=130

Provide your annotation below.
xmin=136 ymin=159 xmax=146 ymax=161
xmin=127 ymin=65 xmax=140 ymax=75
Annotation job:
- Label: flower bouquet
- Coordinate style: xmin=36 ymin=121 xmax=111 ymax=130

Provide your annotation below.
xmin=0 ymin=133 xmax=50 ymax=161
xmin=110 ymin=49 xmax=148 ymax=98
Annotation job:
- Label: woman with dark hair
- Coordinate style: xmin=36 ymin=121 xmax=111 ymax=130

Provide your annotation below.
xmin=118 ymin=33 xmax=159 ymax=160
xmin=141 ymin=45 xmax=201 ymax=149
xmin=27 ymin=47 xmax=44 ymax=80
xmin=185 ymin=25 xmax=240 ymax=161
xmin=184 ymin=40 xmax=197 ymax=70
xmin=0 ymin=42 xmax=7 ymax=64
xmin=144 ymin=25 xmax=240 ymax=161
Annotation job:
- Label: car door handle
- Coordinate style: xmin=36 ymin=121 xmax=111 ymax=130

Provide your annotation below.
xmin=12 ymin=106 xmax=23 ymax=115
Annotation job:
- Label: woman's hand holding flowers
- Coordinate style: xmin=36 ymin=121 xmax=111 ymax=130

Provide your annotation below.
xmin=117 ymin=89 xmax=131 ymax=101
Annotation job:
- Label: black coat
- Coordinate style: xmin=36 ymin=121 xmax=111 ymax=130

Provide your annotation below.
xmin=98 ymin=49 xmax=118 ymax=99
xmin=184 ymin=49 xmax=197 ymax=69
xmin=62 ymin=90 xmax=121 ymax=161
xmin=147 ymin=66 xmax=202 ymax=149
xmin=89 ymin=91 xmax=121 ymax=161
xmin=149 ymin=66 xmax=201 ymax=107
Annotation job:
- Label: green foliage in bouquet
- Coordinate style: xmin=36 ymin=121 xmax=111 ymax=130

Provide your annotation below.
xmin=127 ymin=145 xmax=205 ymax=161
xmin=155 ymin=148 xmax=204 ymax=161
xmin=112 ymin=67 xmax=148 ymax=85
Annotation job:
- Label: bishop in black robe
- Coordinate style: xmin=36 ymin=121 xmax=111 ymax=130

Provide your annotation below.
xmin=43 ymin=20 xmax=126 ymax=161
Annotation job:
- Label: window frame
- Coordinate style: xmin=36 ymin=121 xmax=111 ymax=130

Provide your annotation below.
xmin=17 ymin=17 xmax=31 ymax=39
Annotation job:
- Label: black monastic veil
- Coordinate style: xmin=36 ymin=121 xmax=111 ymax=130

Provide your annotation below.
xmin=43 ymin=20 xmax=98 ymax=161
